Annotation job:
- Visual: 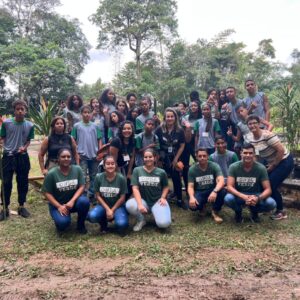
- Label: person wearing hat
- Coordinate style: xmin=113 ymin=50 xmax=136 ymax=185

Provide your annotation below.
xmin=188 ymin=148 xmax=225 ymax=224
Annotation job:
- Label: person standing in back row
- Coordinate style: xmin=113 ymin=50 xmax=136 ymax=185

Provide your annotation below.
xmin=244 ymin=79 xmax=270 ymax=122
xmin=72 ymin=106 xmax=102 ymax=200
xmin=0 ymin=100 xmax=34 ymax=221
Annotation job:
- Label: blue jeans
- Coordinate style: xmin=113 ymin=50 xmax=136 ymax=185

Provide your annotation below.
xmin=268 ymin=154 xmax=294 ymax=211
xmin=224 ymin=193 xmax=276 ymax=214
xmin=80 ymin=157 xmax=98 ymax=196
xmin=48 ymin=195 xmax=90 ymax=231
xmin=126 ymin=198 xmax=172 ymax=229
xmin=88 ymin=204 xmax=128 ymax=230
xmin=189 ymin=188 xmax=225 ymax=212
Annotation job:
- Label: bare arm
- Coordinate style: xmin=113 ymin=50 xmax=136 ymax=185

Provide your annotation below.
xmin=188 ymin=182 xmax=198 ymax=208
xmin=127 ymin=148 xmax=135 ymax=178
xmin=267 ymin=142 xmax=285 ymax=172
xmin=65 ymin=185 xmax=85 ymax=210
xmin=172 ymin=143 xmax=185 ymax=168
xmin=258 ymin=180 xmax=272 ymax=200
xmin=38 ymin=138 xmax=49 ymax=175
xmin=44 ymin=192 xmax=69 ymax=216
xmin=109 ymin=146 xmax=119 ymax=164
xmin=260 ymin=118 xmax=274 ymax=131
xmin=70 ymin=137 xmax=79 ymax=165
xmin=226 ymin=176 xmax=248 ymax=201
xmin=207 ymin=175 xmax=225 ymax=203
xmin=263 ymin=94 xmax=270 ymax=122
xmin=132 ymin=185 xmax=148 ymax=213
xmin=111 ymin=194 xmax=126 ymax=212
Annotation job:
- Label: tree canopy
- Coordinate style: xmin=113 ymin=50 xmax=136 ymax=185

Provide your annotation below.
xmin=91 ymin=0 xmax=178 ymax=81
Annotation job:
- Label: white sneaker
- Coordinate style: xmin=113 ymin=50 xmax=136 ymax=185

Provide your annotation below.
xmin=133 ymin=219 xmax=146 ymax=232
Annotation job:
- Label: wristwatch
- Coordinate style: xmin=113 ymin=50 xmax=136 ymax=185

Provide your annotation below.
xmin=213 ymin=189 xmax=219 ymax=193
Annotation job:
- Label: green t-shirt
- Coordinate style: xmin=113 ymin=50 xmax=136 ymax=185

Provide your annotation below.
xmin=42 ymin=165 xmax=85 ymax=204
xmin=131 ymin=166 xmax=168 ymax=206
xmin=188 ymin=161 xmax=223 ymax=191
xmin=94 ymin=172 xmax=127 ymax=207
xmin=228 ymin=161 xmax=269 ymax=194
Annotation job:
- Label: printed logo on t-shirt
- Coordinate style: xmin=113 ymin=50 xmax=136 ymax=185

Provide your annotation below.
xmin=139 ymin=176 xmax=159 ymax=187
xmin=236 ymin=177 xmax=256 ymax=187
xmin=99 ymin=187 xmax=120 ymax=198
xmin=56 ymin=179 xmax=78 ymax=192
xmin=196 ymin=175 xmax=214 ymax=187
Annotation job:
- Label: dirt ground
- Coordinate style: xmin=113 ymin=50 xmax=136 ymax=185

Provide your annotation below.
xmin=1 ymin=250 xmax=300 ymax=300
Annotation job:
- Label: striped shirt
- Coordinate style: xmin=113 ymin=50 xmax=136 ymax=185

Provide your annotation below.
xmin=246 ymin=130 xmax=289 ymax=164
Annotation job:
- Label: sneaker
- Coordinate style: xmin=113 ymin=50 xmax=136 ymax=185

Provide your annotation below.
xmin=270 ymin=211 xmax=288 ymax=221
xmin=77 ymin=226 xmax=88 ymax=234
xmin=250 ymin=212 xmax=260 ymax=223
xmin=133 ymin=219 xmax=146 ymax=232
xmin=177 ymin=200 xmax=188 ymax=210
xmin=212 ymin=210 xmax=223 ymax=224
xmin=0 ymin=209 xmax=9 ymax=221
xmin=18 ymin=207 xmax=30 ymax=218
xmin=235 ymin=212 xmax=243 ymax=224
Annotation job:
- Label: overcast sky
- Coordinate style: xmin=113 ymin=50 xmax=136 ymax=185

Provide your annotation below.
xmin=56 ymin=0 xmax=300 ymax=85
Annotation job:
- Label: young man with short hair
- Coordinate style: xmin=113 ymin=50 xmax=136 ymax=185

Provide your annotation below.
xmin=224 ymin=143 xmax=276 ymax=223
xmin=244 ymin=79 xmax=270 ymax=122
xmin=0 ymin=100 xmax=34 ymax=221
xmin=71 ymin=105 xmax=102 ymax=200
xmin=188 ymin=148 xmax=225 ymax=224
xmin=209 ymin=136 xmax=239 ymax=183
xmin=135 ymin=97 xmax=154 ymax=134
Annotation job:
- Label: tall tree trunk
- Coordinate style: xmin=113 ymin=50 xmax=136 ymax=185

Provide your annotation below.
xmin=136 ymin=38 xmax=142 ymax=83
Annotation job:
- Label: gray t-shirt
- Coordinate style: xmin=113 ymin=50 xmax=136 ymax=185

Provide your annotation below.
xmin=209 ymin=150 xmax=239 ymax=182
xmin=135 ymin=111 xmax=154 ymax=133
xmin=71 ymin=121 xmax=102 ymax=159
xmin=243 ymin=92 xmax=266 ymax=120
xmin=0 ymin=118 xmax=34 ymax=153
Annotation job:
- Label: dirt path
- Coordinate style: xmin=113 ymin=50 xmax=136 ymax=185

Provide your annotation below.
xmin=1 ymin=252 xmax=299 ymax=299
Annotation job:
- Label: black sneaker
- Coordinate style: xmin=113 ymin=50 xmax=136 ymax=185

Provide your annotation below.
xmin=235 ymin=212 xmax=243 ymax=224
xmin=250 ymin=212 xmax=260 ymax=223
xmin=77 ymin=226 xmax=88 ymax=234
xmin=18 ymin=207 xmax=30 ymax=218
xmin=177 ymin=200 xmax=188 ymax=210
xmin=0 ymin=209 xmax=9 ymax=221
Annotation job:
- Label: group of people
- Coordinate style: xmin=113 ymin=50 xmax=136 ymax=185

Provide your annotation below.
xmin=0 ymin=79 xmax=294 ymax=236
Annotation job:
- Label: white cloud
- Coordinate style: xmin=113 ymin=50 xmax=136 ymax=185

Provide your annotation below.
xmin=57 ymin=0 xmax=300 ymax=85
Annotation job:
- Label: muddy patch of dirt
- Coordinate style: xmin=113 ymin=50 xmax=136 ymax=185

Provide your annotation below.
xmin=0 ymin=251 xmax=299 ymax=299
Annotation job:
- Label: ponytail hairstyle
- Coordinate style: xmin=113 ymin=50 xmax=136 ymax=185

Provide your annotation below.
xmin=201 ymin=103 xmax=212 ymax=132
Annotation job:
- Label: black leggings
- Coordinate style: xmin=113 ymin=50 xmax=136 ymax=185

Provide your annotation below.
xmin=164 ymin=155 xmax=182 ymax=201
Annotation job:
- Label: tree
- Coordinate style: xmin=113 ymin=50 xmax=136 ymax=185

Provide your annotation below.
xmin=91 ymin=0 xmax=178 ymax=81
xmin=1 ymin=0 xmax=60 ymax=38
xmin=0 ymin=0 xmax=90 ymax=106
xmin=79 ymin=78 xmax=106 ymax=100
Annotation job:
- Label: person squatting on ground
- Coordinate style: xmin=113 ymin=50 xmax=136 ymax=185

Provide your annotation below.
xmin=126 ymin=149 xmax=171 ymax=232
xmin=188 ymin=148 xmax=226 ymax=224
xmin=224 ymin=143 xmax=277 ymax=223
xmin=42 ymin=148 xmax=90 ymax=234
xmin=0 ymin=100 xmax=34 ymax=221
xmin=87 ymin=155 xmax=128 ymax=235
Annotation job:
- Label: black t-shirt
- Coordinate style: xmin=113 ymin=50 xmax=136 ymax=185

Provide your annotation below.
xmin=110 ymin=137 xmax=135 ymax=167
xmin=155 ymin=126 xmax=185 ymax=157
xmin=48 ymin=133 xmax=72 ymax=160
